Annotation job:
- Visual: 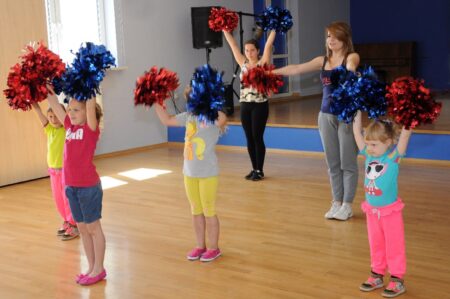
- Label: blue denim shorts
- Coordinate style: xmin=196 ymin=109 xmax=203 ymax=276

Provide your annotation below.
xmin=65 ymin=183 xmax=103 ymax=224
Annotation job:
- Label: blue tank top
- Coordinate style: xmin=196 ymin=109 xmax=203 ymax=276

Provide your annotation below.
xmin=319 ymin=55 xmax=348 ymax=114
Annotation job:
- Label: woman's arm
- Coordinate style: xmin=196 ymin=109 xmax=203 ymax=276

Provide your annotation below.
xmin=272 ymin=56 xmax=323 ymax=76
xmin=352 ymin=111 xmax=366 ymax=151
xmin=345 ymin=52 xmax=360 ymax=72
xmin=31 ymin=102 xmax=49 ymax=127
xmin=396 ymin=127 xmax=412 ymax=156
xmin=154 ymin=104 xmax=180 ymax=127
xmin=223 ymin=30 xmax=246 ymax=66
xmin=259 ymin=30 xmax=276 ymax=65
xmin=46 ymin=87 xmax=66 ymax=124
xmin=86 ymin=97 xmax=98 ymax=131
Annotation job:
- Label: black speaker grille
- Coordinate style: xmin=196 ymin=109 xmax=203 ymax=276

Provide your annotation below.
xmin=191 ymin=7 xmax=223 ymax=49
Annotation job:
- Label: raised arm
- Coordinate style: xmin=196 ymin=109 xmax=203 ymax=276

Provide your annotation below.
xmin=396 ymin=127 xmax=412 ymax=156
xmin=31 ymin=102 xmax=49 ymax=127
xmin=223 ymin=30 xmax=246 ymax=66
xmin=352 ymin=110 xmax=366 ymax=151
xmin=345 ymin=52 xmax=360 ymax=72
xmin=272 ymin=56 xmax=323 ymax=76
xmin=259 ymin=30 xmax=276 ymax=65
xmin=46 ymin=87 xmax=66 ymax=124
xmin=154 ymin=103 xmax=180 ymax=127
xmin=86 ymin=97 xmax=98 ymax=131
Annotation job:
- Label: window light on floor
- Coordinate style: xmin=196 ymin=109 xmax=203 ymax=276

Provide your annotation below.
xmin=118 ymin=168 xmax=172 ymax=181
xmin=100 ymin=176 xmax=128 ymax=190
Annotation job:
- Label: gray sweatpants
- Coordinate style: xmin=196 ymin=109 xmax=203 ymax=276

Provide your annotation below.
xmin=318 ymin=112 xmax=359 ymax=203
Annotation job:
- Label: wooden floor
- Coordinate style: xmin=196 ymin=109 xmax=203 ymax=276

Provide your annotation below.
xmin=228 ymin=94 xmax=450 ymax=133
xmin=1 ymin=145 xmax=450 ymax=299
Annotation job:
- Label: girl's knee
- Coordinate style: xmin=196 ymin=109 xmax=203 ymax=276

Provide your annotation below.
xmin=86 ymin=220 xmax=101 ymax=234
xmin=203 ymin=206 xmax=216 ymax=217
xmin=77 ymin=223 xmax=88 ymax=234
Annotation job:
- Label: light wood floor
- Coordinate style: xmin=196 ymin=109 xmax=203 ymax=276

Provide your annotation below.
xmin=228 ymin=94 xmax=450 ymax=133
xmin=1 ymin=145 xmax=450 ymax=299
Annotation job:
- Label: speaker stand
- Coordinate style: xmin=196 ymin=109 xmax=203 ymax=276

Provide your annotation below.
xmin=205 ymin=48 xmax=211 ymax=65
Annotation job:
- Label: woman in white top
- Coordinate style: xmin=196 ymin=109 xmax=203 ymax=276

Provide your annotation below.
xmin=223 ymin=29 xmax=276 ymax=181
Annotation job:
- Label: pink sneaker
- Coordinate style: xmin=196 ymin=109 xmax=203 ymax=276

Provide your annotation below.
xmin=61 ymin=225 xmax=80 ymax=241
xmin=75 ymin=273 xmax=87 ymax=284
xmin=186 ymin=247 xmax=206 ymax=261
xmin=79 ymin=270 xmax=107 ymax=286
xmin=200 ymin=248 xmax=221 ymax=262
xmin=57 ymin=221 xmax=70 ymax=236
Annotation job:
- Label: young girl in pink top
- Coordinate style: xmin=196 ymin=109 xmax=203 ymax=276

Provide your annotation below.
xmin=31 ymin=102 xmax=79 ymax=241
xmin=47 ymin=87 xmax=106 ymax=286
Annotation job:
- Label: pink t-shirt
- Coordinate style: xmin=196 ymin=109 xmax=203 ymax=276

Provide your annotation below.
xmin=63 ymin=115 xmax=100 ymax=187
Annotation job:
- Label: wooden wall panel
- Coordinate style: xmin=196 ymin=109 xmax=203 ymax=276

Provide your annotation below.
xmin=0 ymin=0 xmax=49 ymax=186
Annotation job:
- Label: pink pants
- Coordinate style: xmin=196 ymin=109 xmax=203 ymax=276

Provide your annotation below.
xmin=361 ymin=199 xmax=406 ymax=278
xmin=48 ymin=168 xmax=75 ymax=225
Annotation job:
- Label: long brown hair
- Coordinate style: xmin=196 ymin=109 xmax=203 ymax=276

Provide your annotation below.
xmin=325 ymin=22 xmax=354 ymax=58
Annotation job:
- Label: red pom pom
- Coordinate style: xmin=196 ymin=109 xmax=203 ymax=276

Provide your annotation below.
xmin=134 ymin=67 xmax=179 ymax=107
xmin=241 ymin=64 xmax=284 ymax=96
xmin=208 ymin=7 xmax=238 ymax=32
xmin=386 ymin=77 xmax=442 ymax=129
xmin=3 ymin=42 xmax=65 ymax=111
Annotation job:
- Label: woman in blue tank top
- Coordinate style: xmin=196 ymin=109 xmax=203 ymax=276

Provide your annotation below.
xmin=273 ymin=22 xmax=359 ymax=221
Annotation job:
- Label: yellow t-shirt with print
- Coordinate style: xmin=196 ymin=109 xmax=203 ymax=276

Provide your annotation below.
xmin=44 ymin=124 xmax=65 ymax=168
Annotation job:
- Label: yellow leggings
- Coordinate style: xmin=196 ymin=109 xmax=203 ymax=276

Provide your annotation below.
xmin=184 ymin=176 xmax=218 ymax=217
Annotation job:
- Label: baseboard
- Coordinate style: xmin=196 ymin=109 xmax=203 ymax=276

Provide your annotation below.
xmin=168 ymin=125 xmax=450 ymax=162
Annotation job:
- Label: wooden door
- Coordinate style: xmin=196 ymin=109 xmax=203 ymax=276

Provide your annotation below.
xmin=0 ymin=0 xmax=49 ymax=186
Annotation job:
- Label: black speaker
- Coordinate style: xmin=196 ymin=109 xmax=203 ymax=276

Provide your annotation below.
xmin=191 ymin=7 xmax=223 ymax=49
xmin=223 ymin=84 xmax=234 ymax=116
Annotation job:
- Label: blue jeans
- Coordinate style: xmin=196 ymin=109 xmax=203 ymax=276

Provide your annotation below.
xmin=65 ymin=183 xmax=103 ymax=223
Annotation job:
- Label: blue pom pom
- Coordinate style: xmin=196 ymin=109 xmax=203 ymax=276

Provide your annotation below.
xmin=329 ymin=67 xmax=360 ymax=123
xmin=330 ymin=66 xmax=387 ymax=123
xmin=354 ymin=66 xmax=387 ymax=120
xmin=51 ymin=76 xmax=66 ymax=96
xmin=256 ymin=6 xmax=293 ymax=33
xmin=55 ymin=42 xmax=116 ymax=101
xmin=187 ymin=64 xmax=225 ymax=123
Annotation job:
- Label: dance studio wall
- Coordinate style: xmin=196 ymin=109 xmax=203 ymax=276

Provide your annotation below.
xmin=97 ymin=0 xmax=254 ymax=155
xmin=252 ymin=0 xmax=350 ymax=96
xmin=293 ymin=0 xmax=350 ymax=96
xmin=350 ymin=0 xmax=450 ymax=90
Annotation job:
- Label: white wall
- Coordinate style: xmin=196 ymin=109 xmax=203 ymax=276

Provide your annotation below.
xmin=97 ymin=0 xmax=254 ymax=154
xmin=288 ymin=0 xmax=350 ymax=96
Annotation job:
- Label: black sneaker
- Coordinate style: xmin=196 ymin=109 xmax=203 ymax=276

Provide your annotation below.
xmin=251 ymin=171 xmax=263 ymax=181
xmin=245 ymin=170 xmax=255 ymax=180
xmin=257 ymin=170 xmax=264 ymax=178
